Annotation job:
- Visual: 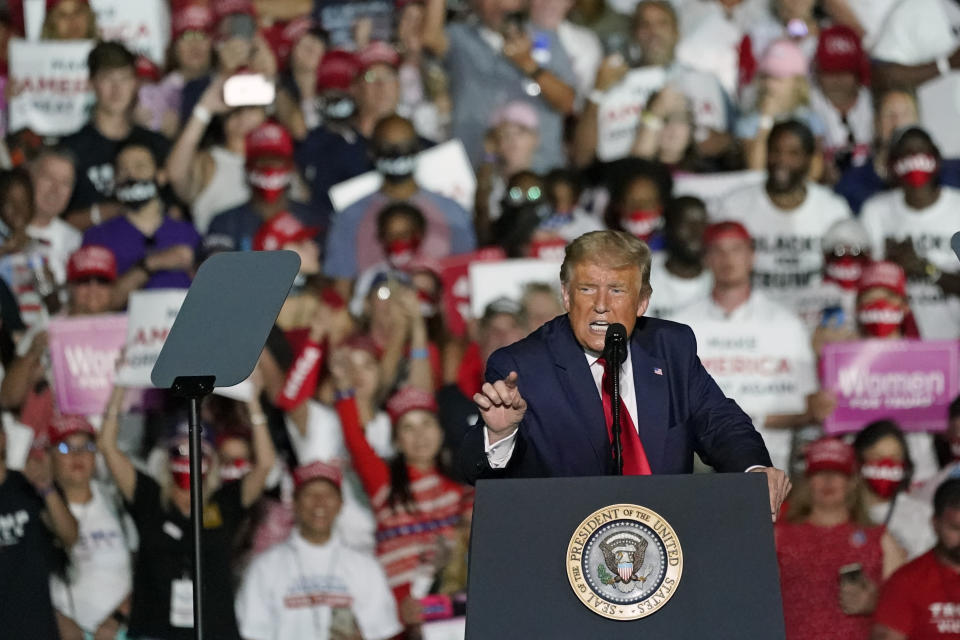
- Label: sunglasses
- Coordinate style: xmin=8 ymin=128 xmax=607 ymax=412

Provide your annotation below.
xmin=57 ymin=441 xmax=96 ymax=455
xmin=504 ymin=186 xmax=543 ymax=206
xmin=831 ymin=246 xmax=864 ymax=258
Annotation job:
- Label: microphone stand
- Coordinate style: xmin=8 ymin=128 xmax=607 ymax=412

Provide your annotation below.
xmin=610 ymin=340 xmax=624 ymax=476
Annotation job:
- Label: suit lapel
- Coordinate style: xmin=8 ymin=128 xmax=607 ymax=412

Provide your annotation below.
xmin=630 ymin=336 xmax=669 ymax=474
xmin=551 ymin=316 xmax=608 ymax=468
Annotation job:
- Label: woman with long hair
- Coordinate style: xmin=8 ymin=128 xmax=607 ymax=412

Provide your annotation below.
xmin=777 ymin=437 xmax=905 ymax=640
xmin=330 ymin=351 xmax=470 ymax=631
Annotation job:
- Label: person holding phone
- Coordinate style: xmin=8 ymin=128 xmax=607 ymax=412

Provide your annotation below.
xmin=776 ymin=438 xmax=905 ymax=640
xmin=421 ymin=0 xmax=577 ymax=170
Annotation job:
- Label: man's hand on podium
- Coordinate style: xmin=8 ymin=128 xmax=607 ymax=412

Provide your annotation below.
xmin=749 ymin=467 xmax=792 ymax=522
xmin=474 ymin=371 xmax=527 ymax=444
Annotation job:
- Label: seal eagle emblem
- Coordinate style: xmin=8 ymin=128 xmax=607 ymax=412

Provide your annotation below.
xmin=566 ymin=504 xmax=683 ymax=620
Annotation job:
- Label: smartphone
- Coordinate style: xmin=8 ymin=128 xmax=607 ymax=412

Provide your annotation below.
xmin=838 ymin=563 xmax=863 ymax=584
xmin=820 ymin=305 xmax=845 ymax=329
xmin=223 ymin=73 xmax=276 ymax=107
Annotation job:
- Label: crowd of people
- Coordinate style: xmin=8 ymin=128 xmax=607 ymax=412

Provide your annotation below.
xmin=0 ymin=0 xmax=958 ymax=638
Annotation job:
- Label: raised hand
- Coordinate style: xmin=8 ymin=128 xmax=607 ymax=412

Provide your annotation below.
xmin=473 ymin=371 xmax=527 ymax=443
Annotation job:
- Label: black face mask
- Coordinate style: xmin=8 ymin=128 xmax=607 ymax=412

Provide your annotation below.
xmin=115 ymin=179 xmax=158 ymax=210
xmin=373 ymin=141 xmax=420 ymax=182
xmin=320 ymin=94 xmax=356 ymax=121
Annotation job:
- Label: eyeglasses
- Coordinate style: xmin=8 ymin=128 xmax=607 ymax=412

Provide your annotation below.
xmin=504 ymin=186 xmax=543 ymax=206
xmin=831 ymin=246 xmax=864 ymax=258
xmin=57 ymin=441 xmax=96 ymax=455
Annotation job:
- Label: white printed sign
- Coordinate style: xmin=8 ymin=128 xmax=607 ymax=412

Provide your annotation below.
xmin=329 ymin=139 xmax=477 ymax=213
xmin=114 ymin=289 xmax=253 ymax=401
xmin=673 ymin=170 xmax=765 ymax=216
xmin=469 ymin=258 xmax=562 ymax=318
xmin=596 ymin=66 xmax=666 ymax=162
xmin=919 ymin=72 xmax=960 ymax=158
xmin=8 ymin=38 xmax=95 ymax=136
xmin=683 ymin=321 xmax=815 ymax=419
xmin=115 ymin=289 xmax=186 ymax=388
xmin=91 ymin=0 xmax=172 ymax=65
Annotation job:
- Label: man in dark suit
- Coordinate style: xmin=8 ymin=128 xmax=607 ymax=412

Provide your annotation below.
xmin=461 ymin=230 xmax=792 ymax=518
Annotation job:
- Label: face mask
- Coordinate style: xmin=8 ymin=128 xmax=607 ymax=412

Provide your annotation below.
xmin=824 ymin=256 xmax=864 ymax=290
xmin=623 ymin=210 xmax=663 ymax=242
xmin=115 ymin=179 xmax=158 ymax=210
xmin=893 ymin=153 xmax=937 ymax=188
xmin=861 ymin=458 xmax=905 ymax=499
xmin=858 ymin=299 xmax=904 ymax=338
xmin=417 ymin=289 xmax=438 ymax=318
xmin=321 ymin=95 xmax=356 ymax=121
xmin=375 ymin=154 xmax=418 ymax=182
xmin=386 ymin=236 xmax=421 ymax=267
xmin=248 ymin=167 xmax=291 ymax=203
xmin=220 ymin=459 xmax=251 ymax=482
xmin=170 ymin=456 xmax=209 ymax=491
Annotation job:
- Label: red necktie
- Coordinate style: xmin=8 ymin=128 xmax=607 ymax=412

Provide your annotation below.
xmin=598 ymin=357 xmax=652 ymax=475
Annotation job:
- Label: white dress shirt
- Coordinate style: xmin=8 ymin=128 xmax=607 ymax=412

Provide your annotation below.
xmin=486 ymin=349 xmax=638 ymax=468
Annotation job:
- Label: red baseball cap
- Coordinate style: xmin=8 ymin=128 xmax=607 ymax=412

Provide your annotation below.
xmin=857 ymin=261 xmax=907 ymax=297
xmin=317 ymin=49 xmax=361 ymax=91
xmin=67 ymin=246 xmax=117 ymax=283
xmin=805 ymin=437 xmax=856 ymax=476
xmin=294 ymin=460 xmax=342 ymax=490
xmin=245 ymin=121 xmax=294 ymax=165
xmin=134 ymin=55 xmax=162 ymax=83
xmin=386 ymin=386 xmax=438 ymax=424
xmin=172 ymin=4 xmax=215 ymax=40
xmin=703 ymin=221 xmax=752 ymax=248
xmin=357 ymin=41 xmax=401 ymax=70
xmin=816 ymin=25 xmax=869 ymax=84
xmin=261 ymin=16 xmax=317 ymax=69
xmin=253 ymin=212 xmax=318 ymax=251
xmin=212 ymin=0 xmax=256 ymax=21
xmin=50 ymin=414 xmax=96 ymax=445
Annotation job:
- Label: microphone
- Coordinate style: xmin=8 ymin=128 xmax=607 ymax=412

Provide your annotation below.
xmin=603 ymin=323 xmax=628 ymax=366
xmin=952 ymin=231 xmax=960 ymax=264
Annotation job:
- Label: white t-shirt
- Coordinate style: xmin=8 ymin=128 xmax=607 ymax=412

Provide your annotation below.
xmin=869 ymin=0 xmax=957 ymax=63
xmin=869 ymin=493 xmax=936 ymax=560
xmin=49 ymin=482 xmax=132 ymax=632
xmin=236 ymin=531 xmax=402 ymax=640
xmin=860 ymin=186 xmax=960 ymax=339
xmin=286 ymin=401 xmax=395 ymax=554
xmin=670 ymin=291 xmax=818 ymax=471
xmin=715 ymin=182 xmax=852 ymax=314
xmin=557 ymin=21 xmax=603 ymax=105
xmin=27 ymin=219 xmax=81 ymax=286
xmin=646 ymin=251 xmax=713 ymax=319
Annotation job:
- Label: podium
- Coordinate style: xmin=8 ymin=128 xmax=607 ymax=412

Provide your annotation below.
xmin=465 ymin=473 xmax=785 ymax=639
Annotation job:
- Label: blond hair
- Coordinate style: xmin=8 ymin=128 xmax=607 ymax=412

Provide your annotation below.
xmin=785 ymin=474 xmax=873 ymax=527
xmin=560 ymin=230 xmax=653 ymax=298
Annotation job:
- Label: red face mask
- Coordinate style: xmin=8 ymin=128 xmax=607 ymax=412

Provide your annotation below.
xmin=170 ymin=456 xmax=209 ymax=491
xmin=858 ymin=300 xmax=904 ymax=337
xmin=219 ymin=458 xmax=251 ymax=482
xmin=623 ymin=210 xmax=663 ymax=242
xmin=248 ymin=167 xmax=292 ymax=203
xmin=386 ymin=237 xmax=421 ymax=267
xmin=824 ymin=256 xmax=864 ymax=290
xmin=893 ymin=153 xmax=937 ymax=188
xmin=860 ymin=458 xmax=905 ymax=499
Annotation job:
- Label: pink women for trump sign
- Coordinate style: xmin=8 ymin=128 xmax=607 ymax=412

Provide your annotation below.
xmin=821 ymin=340 xmax=960 ymax=434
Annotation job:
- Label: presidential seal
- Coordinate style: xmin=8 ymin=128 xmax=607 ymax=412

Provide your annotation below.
xmin=566 ymin=504 xmax=683 ymax=621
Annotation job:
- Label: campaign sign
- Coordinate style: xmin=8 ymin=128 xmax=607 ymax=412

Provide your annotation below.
xmin=439 ymin=248 xmax=506 ymax=337
xmin=48 ymin=314 xmax=127 ymax=415
xmin=8 ymin=38 xmax=95 ymax=136
xmin=822 ymin=340 xmax=960 ymax=434
xmin=91 ymin=0 xmax=171 ymax=64
xmin=115 ymin=289 xmax=186 ymax=388
xmin=685 ymin=321 xmax=815 ymax=419
xmin=469 ymin=258 xmax=563 ymax=319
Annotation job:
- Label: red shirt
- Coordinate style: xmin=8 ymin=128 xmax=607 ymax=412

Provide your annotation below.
xmin=776 ymin=520 xmax=885 ymax=640
xmin=875 ymin=550 xmax=960 ymax=638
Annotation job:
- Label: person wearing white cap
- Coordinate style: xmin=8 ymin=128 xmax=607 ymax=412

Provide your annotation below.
xmin=235 ymin=461 xmax=402 ymax=640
